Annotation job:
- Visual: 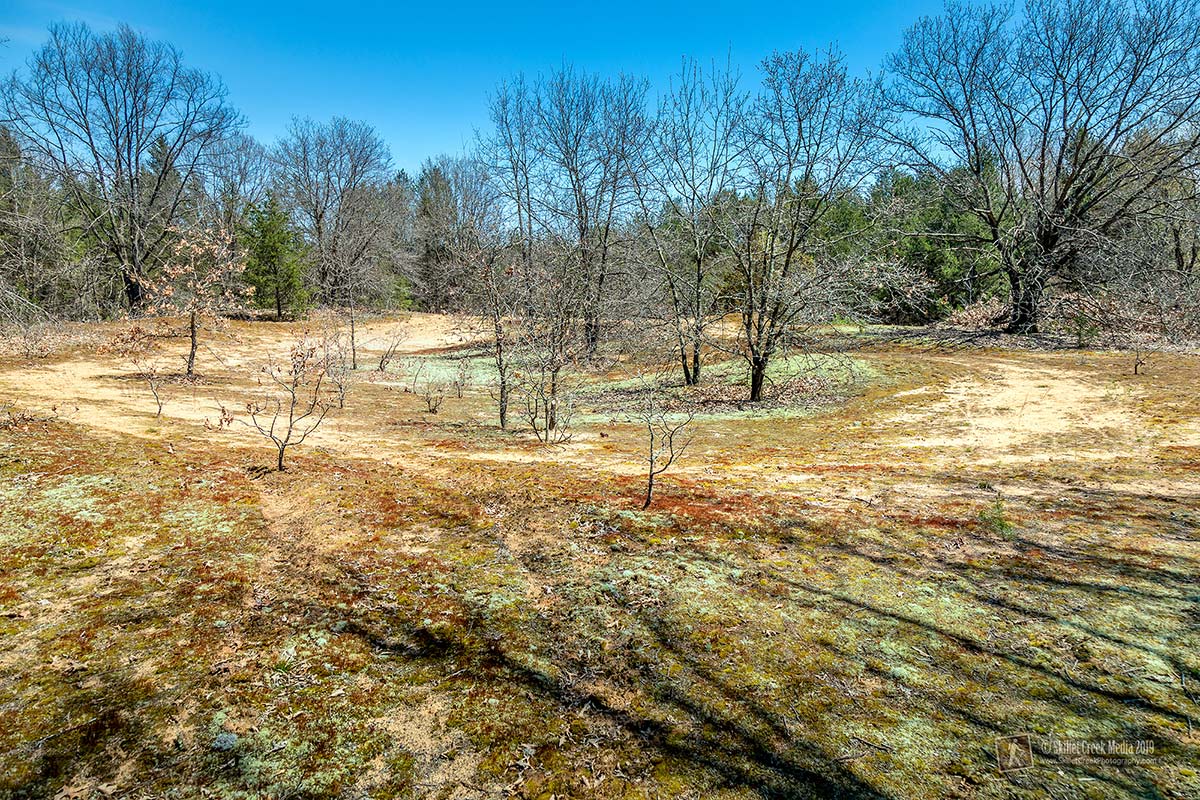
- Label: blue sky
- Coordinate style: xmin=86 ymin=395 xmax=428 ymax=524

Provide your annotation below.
xmin=1 ymin=0 xmax=946 ymax=175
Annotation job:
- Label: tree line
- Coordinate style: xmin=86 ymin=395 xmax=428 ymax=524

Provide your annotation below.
xmin=2 ymin=0 xmax=1199 ymax=412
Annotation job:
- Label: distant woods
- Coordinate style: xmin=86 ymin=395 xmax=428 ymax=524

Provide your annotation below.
xmin=3 ymin=0 xmax=1200 ymax=405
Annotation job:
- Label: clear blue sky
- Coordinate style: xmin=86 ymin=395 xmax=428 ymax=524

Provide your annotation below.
xmin=1 ymin=0 xmax=946 ymax=175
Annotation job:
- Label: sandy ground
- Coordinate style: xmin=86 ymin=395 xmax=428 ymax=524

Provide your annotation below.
xmin=1 ymin=316 xmax=1195 ymax=495
xmin=0 ymin=313 xmax=464 ymax=444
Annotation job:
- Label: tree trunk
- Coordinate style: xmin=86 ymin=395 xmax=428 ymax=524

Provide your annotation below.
xmin=584 ymin=314 xmax=600 ymax=359
xmin=186 ymin=310 xmax=198 ymax=377
xmin=643 ymin=471 xmax=654 ymax=510
xmin=690 ymin=342 xmax=701 ymax=386
xmin=275 ymin=284 xmax=283 ymax=321
xmin=492 ymin=310 xmax=508 ymax=429
xmin=277 ymin=446 xmax=286 ymax=471
xmin=348 ymin=305 xmax=358 ymax=370
xmin=547 ymin=369 xmax=559 ymax=431
xmin=498 ymin=376 xmax=509 ymax=430
xmin=674 ymin=321 xmax=696 ymax=386
xmin=678 ymin=348 xmax=693 ymax=386
xmin=1006 ymin=269 xmax=1045 ymax=334
xmin=123 ymin=272 xmax=144 ymax=309
xmin=749 ymin=357 xmax=767 ymax=402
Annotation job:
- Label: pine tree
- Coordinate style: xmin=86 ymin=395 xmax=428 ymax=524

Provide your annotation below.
xmin=415 ymin=161 xmax=459 ymax=310
xmin=243 ymin=194 xmax=306 ymax=320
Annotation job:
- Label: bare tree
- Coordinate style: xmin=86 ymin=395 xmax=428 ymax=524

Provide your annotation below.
xmin=884 ymin=0 xmax=1200 ymax=333
xmin=406 ymin=359 xmax=448 ymax=414
xmin=477 ymin=69 xmax=654 ymax=432
xmin=316 ymin=326 xmax=352 ymax=408
xmin=718 ymin=48 xmax=881 ymax=401
xmin=633 ymin=57 xmax=746 ymax=385
xmin=533 ymin=68 xmax=650 ymax=358
xmin=418 ymin=380 xmax=448 ymax=414
xmin=452 ymin=356 xmax=471 ymax=398
xmin=1 ymin=23 xmax=240 ymax=308
xmin=205 ymin=132 xmax=270 ymax=237
xmin=475 ymin=250 xmax=516 ymax=428
xmin=484 ymin=69 xmax=650 ymax=363
xmin=135 ymin=356 xmax=168 ymax=417
xmin=274 ymin=117 xmax=395 ymax=365
xmin=632 ymin=375 xmax=695 ymax=509
xmin=375 ymin=325 xmax=408 ymax=373
xmin=515 ymin=363 xmax=576 ymax=443
xmin=274 ymin=117 xmax=392 ymax=300
xmin=245 ymin=338 xmax=335 ymax=471
xmin=510 ymin=239 xmax=594 ymax=440
xmin=440 ymin=154 xmax=516 ymax=427
xmin=482 ymin=76 xmax=537 ymax=276
xmin=331 ymin=182 xmax=396 ymax=369
xmin=109 ymin=323 xmax=171 ymax=416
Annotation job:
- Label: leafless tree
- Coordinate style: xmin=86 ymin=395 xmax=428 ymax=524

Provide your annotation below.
xmin=482 ymin=77 xmax=538 ymax=277
xmin=245 ymin=338 xmax=335 ymax=471
xmin=718 ymin=48 xmax=881 ymax=401
xmin=1162 ymin=178 xmax=1200 ymax=277
xmin=437 ymin=154 xmax=516 ymax=426
xmin=205 ymin=132 xmax=270 ymax=237
xmin=632 ymin=374 xmax=695 ymax=509
xmin=375 ymin=325 xmax=408 ymax=373
xmin=330 ymin=182 xmax=398 ymax=368
xmin=474 ymin=250 xmax=516 ymax=427
xmin=633 ymin=57 xmax=746 ymax=385
xmin=135 ymin=356 xmax=168 ymax=417
xmin=452 ymin=356 xmax=471 ymax=398
xmin=274 ymin=117 xmax=396 ymax=365
xmin=515 ymin=364 xmax=576 ymax=443
xmin=1 ymin=23 xmax=240 ymax=308
xmin=406 ymin=359 xmax=448 ymax=413
xmin=419 ymin=381 xmax=447 ymax=414
xmin=884 ymin=0 xmax=1200 ymax=333
xmin=484 ymin=69 xmax=651 ymax=363
xmin=109 ymin=323 xmax=171 ymax=416
xmin=477 ymin=70 xmax=655 ymax=431
xmin=274 ymin=117 xmax=392 ymax=298
xmin=510 ymin=240 xmax=595 ymax=439
xmin=534 ymin=68 xmax=650 ymax=357
xmin=317 ymin=328 xmax=352 ymax=408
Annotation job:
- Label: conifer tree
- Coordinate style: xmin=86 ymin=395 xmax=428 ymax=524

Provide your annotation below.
xmin=243 ymin=194 xmax=306 ymax=320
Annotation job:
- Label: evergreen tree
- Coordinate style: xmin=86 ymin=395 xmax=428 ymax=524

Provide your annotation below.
xmin=243 ymin=194 xmax=306 ymax=320
xmin=870 ymin=169 xmax=1000 ymax=322
xmin=415 ymin=160 xmax=459 ymax=310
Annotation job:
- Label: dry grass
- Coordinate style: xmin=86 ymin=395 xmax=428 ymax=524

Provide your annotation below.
xmin=1 ymin=314 xmax=1197 ymax=799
